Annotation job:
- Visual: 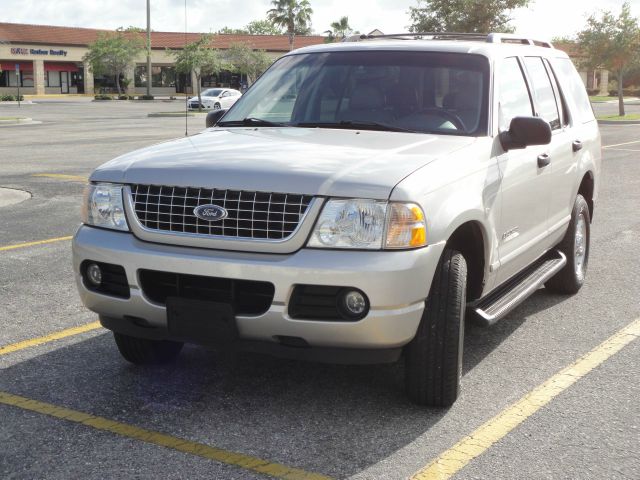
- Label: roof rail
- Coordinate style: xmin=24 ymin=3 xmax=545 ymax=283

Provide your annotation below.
xmin=350 ymin=32 xmax=554 ymax=48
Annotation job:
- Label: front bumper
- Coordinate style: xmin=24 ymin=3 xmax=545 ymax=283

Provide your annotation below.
xmin=72 ymin=226 xmax=445 ymax=350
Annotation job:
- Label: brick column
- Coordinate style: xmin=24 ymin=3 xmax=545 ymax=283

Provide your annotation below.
xmin=598 ymin=69 xmax=609 ymax=96
xmin=33 ymin=59 xmax=45 ymax=96
xmin=83 ymin=62 xmax=94 ymax=95
xmin=124 ymin=65 xmax=136 ymax=95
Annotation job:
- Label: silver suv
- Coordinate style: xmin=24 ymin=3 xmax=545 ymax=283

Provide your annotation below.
xmin=73 ymin=33 xmax=600 ymax=407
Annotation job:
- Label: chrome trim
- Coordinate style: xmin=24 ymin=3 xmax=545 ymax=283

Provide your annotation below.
xmin=124 ymin=186 xmax=323 ymax=254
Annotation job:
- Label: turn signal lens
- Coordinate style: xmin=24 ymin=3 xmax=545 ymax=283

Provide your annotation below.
xmin=385 ymin=203 xmax=427 ymax=249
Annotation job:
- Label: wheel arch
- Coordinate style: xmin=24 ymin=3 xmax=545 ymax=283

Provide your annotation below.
xmin=577 ymin=171 xmax=595 ymax=221
xmin=444 ymin=220 xmax=487 ymax=302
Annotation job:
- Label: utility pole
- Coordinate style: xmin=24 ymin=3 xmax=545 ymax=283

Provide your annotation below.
xmin=146 ymin=0 xmax=152 ymax=97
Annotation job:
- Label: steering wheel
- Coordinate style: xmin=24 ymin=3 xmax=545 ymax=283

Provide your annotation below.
xmin=417 ymin=108 xmax=466 ymax=131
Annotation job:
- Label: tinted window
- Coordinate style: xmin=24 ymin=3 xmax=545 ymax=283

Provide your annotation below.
xmin=498 ymin=57 xmax=533 ymax=131
xmin=220 ymin=51 xmax=490 ymax=135
xmin=551 ymin=57 xmax=595 ymax=123
xmin=524 ymin=57 xmax=561 ymax=130
xmin=203 ymin=89 xmax=223 ymax=97
xmin=543 ymin=59 xmax=569 ymax=127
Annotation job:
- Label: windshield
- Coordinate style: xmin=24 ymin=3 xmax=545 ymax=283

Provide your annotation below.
xmin=219 ymin=50 xmax=489 ymax=135
xmin=202 ymin=88 xmax=223 ymax=97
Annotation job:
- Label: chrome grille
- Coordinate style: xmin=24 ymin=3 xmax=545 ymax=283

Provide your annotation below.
xmin=130 ymin=184 xmax=314 ymax=241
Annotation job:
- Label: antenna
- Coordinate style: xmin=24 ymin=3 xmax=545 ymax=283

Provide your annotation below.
xmin=184 ymin=0 xmax=188 ymax=136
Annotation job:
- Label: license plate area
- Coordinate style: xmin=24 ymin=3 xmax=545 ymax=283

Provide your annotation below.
xmin=166 ymin=297 xmax=238 ymax=345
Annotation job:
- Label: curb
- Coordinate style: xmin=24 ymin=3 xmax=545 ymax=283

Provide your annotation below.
xmin=597 ymin=119 xmax=640 ymax=125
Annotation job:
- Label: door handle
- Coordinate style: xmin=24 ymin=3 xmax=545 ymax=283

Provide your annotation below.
xmin=572 ymin=140 xmax=583 ymax=152
xmin=537 ymin=153 xmax=551 ymax=168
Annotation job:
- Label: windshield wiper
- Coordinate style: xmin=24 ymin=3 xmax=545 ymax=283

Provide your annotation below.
xmin=295 ymin=120 xmax=418 ymax=133
xmin=217 ymin=117 xmax=289 ymax=127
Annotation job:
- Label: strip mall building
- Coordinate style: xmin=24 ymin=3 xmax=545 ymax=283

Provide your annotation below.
xmin=1 ymin=22 xmax=608 ymax=97
xmin=0 ymin=22 xmax=325 ymax=96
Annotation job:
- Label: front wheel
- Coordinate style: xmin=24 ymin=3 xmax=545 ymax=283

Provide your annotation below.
xmin=545 ymin=194 xmax=590 ymax=294
xmin=113 ymin=332 xmax=183 ymax=365
xmin=405 ymin=249 xmax=467 ymax=407
xmin=213 ymin=102 xmax=221 ymax=110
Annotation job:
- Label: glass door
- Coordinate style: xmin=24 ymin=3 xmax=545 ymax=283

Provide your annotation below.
xmin=61 ymin=71 xmax=69 ymax=93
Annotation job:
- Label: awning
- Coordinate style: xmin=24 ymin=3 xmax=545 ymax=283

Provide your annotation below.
xmin=1 ymin=61 xmax=33 ymax=71
xmin=44 ymin=62 xmax=80 ymax=72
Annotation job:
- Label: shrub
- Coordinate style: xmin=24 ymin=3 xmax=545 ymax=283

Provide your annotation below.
xmin=608 ymin=88 xmax=640 ymax=97
xmin=587 ymin=88 xmax=600 ymax=96
xmin=118 ymin=94 xmax=135 ymax=100
xmin=139 ymin=95 xmax=155 ymax=100
xmin=1 ymin=95 xmax=15 ymax=101
xmin=94 ymin=94 xmax=113 ymax=100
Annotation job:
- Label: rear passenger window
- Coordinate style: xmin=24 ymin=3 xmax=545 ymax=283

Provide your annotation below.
xmin=524 ymin=57 xmax=561 ymax=130
xmin=498 ymin=57 xmax=533 ymax=131
xmin=551 ymin=57 xmax=595 ymax=123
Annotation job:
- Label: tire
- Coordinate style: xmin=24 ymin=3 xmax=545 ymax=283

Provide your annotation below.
xmin=545 ymin=194 xmax=590 ymax=294
xmin=405 ymin=249 xmax=467 ymax=407
xmin=113 ymin=332 xmax=183 ymax=365
xmin=213 ymin=102 xmax=221 ymax=110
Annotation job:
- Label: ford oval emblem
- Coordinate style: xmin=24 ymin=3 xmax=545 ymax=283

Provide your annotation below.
xmin=193 ymin=204 xmax=228 ymax=222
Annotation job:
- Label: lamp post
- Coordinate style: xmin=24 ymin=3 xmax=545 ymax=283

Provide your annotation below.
xmin=146 ymin=0 xmax=152 ymax=97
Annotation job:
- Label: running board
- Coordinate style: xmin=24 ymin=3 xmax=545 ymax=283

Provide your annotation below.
xmin=471 ymin=251 xmax=567 ymax=326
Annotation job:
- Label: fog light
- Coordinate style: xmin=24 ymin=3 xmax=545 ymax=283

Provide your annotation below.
xmin=86 ymin=263 xmax=102 ymax=286
xmin=339 ymin=289 xmax=368 ymax=320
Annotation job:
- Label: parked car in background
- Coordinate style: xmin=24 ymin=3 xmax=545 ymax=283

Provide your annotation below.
xmin=188 ymin=88 xmax=242 ymax=110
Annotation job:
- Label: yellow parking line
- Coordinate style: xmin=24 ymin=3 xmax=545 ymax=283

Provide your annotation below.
xmin=0 ymin=391 xmax=333 ymax=480
xmin=0 ymin=235 xmax=73 ymax=252
xmin=411 ymin=317 xmax=640 ymax=480
xmin=0 ymin=321 xmax=102 ymax=356
xmin=32 ymin=173 xmax=88 ymax=182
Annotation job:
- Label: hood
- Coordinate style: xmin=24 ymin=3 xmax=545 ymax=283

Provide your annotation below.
xmin=91 ymin=127 xmax=477 ymax=199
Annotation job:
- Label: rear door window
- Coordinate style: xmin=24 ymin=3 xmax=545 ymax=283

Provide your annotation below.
xmin=524 ymin=57 xmax=561 ymax=130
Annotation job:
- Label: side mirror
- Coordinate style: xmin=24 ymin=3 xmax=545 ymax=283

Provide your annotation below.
xmin=500 ymin=116 xmax=552 ymax=151
xmin=206 ymin=109 xmax=228 ymax=128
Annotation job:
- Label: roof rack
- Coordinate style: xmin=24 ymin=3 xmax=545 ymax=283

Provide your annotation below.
xmin=349 ymin=32 xmax=554 ymax=48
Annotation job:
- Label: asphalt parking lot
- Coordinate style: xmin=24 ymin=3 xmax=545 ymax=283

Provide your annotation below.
xmin=0 ymin=98 xmax=638 ymax=479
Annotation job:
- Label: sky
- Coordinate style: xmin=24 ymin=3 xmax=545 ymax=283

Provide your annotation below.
xmin=2 ymin=0 xmax=638 ymax=41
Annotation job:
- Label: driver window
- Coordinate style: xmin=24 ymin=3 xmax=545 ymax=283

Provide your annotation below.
xmin=498 ymin=57 xmax=534 ymax=132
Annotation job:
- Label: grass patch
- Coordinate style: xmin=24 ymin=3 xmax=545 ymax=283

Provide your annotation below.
xmin=589 ymin=96 xmax=614 ymax=102
xmin=0 ymin=117 xmax=22 ymax=120
xmin=597 ymin=113 xmax=640 ymax=121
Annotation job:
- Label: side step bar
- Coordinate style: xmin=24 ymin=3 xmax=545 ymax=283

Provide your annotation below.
xmin=471 ymin=251 xmax=567 ymax=326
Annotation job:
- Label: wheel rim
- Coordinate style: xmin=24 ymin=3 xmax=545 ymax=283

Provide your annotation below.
xmin=574 ymin=213 xmax=587 ymax=280
xmin=214 ymin=104 xmax=221 ymax=110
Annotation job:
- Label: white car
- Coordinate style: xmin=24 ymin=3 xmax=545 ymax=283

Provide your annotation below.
xmin=188 ymin=88 xmax=241 ymax=110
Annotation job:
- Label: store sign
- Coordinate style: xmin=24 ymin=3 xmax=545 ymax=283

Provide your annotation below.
xmin=10 ymin=47 xmax=68 ymax=57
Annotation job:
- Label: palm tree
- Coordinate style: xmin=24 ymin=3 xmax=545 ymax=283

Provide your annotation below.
xmin=267 ymin=0 xmax=313 ymax=51
xmin=325 ymin=16 xmax=354 ymax=42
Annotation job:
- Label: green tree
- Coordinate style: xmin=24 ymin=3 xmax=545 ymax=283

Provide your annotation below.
xmin=325 ymin=16 xmax=356 ymax=42
xmin=408 ymin=0 xmax=531 ymax=33
xmin=578 ymin=2 xmax=640 ymax=116
xmin=172 ymin=35 xmax=227 ymax=111
xmin=218 ymin=26 xmax=249 ymax=34
xmin=225 ymin=42 xmax=274 ymax=85
xmin=246 ymin=19 xmax=284 ymax=35
xmin=267 ymin=0 xmax=314 ymax=50
xmin=82 ymin=27 xmax=144 ymax=94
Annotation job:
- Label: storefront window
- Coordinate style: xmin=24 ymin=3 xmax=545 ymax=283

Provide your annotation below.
xmin=1 ymin=70 xmax=34 ymax=87
xmin=47 ymin=71 xmax=61 ymax=87
xmin=134 ymin=66 xmax=148 ymax=87
xmin=151 ymin=66 xmax=176 ymax=87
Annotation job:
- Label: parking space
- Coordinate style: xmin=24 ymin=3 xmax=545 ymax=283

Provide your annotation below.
xmin=1 ymin=100 xmax=638 ymax=479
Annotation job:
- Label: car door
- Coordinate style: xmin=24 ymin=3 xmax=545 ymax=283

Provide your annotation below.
xmin=522 ymin=56 xmax=574 ymax=244
xmin=493 ymin=56 xmax=554 ymax=286
xmin=220 ymin=91 xmax=232 ymax=108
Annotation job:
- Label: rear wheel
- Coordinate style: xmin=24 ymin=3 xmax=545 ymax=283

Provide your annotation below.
xmin=545 ymin=194 xmax=590 ymax=294
xmin=113 ymin=332 xmax=183 ymax=365
xmin=405 ymin=249 xmax=467 ymax=407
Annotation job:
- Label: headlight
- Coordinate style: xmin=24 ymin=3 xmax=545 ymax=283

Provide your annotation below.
xmin=82 ymin=183 xmax=129 ymax=231
xmin=308 ymin=199 xmax=426 ymax=250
